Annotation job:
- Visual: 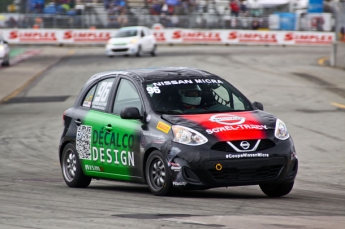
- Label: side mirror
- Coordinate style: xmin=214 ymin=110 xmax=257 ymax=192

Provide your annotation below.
xmin=253 ymin=101 xmax=264 ymax=111
xmin=120 ymin=107 xmax=142 ymax=119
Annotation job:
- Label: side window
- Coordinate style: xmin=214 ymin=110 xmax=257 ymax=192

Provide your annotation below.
xmin=113 ymin=79 xmax=142 ymax=115
xmin=82 ymin=85 xmax=97 ymax=108
xmin=141 ymin=30 xmax=145 ymax=37
xmin=91 ymin=78 xmax=115 ymax=110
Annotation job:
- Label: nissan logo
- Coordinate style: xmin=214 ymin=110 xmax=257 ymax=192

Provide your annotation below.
xmin=240 ymin=141 xmax=250 ymax=150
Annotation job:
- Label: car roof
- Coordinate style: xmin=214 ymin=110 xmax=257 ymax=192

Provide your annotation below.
xmin=86 ymin=67 xmax=220 ymax=85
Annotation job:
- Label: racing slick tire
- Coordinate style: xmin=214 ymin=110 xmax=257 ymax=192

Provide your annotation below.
xmin=259 ymin=181 xmax=294 ymax=197
xmin=145 ymin=150 xmax=173 ymax=196
xmin=136 ymin=46 xmax=142 ymax=57
xmin=61 ymin=143 xmax=91 ymax=188
xmin=150 ymin=45 xmax=157 ymax=57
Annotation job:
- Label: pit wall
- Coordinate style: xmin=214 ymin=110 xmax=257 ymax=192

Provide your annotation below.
xmin=0 ymin=29 xmax=335 ymax=46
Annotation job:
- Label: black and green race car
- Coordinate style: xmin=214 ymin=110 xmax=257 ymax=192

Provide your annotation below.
xmin=59 ymin=67 xmax=298 ymax=197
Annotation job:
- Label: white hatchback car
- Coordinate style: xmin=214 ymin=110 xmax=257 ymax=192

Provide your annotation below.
xmin=0 ymin=35 xmax=10 ymax=66
xmin=106 ymin=26 xmax=157 ymax=57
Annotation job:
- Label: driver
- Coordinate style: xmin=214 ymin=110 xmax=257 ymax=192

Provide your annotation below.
xmin=178 ymin=85 xmax=202 ymax=110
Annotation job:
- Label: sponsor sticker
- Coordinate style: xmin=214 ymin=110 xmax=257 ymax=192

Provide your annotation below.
xmin=226 ymin=153 xmax=269 ymax=159
xmin=156 ymin=121 xmax=171 ymax=133
xmin=173 ymin=181 xmax=187 ymax=186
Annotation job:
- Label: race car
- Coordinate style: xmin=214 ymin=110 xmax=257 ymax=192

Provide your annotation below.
xmin=105 ymin=26 xmax=156 ymax=57
xmin=0 ymin=35 xmax=10 ymax=66
xmin=59 ymin=67 xmax=298 ymax=197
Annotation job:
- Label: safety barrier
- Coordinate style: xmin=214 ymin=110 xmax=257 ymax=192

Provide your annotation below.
xmin=0 ymin=29 xmax=335 ymax=46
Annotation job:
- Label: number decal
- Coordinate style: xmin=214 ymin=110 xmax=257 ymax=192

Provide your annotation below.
xmin=94 ymin=82 xmax=113 ymax=102
xmin=146 ymin=86 xmax=161 ymax=94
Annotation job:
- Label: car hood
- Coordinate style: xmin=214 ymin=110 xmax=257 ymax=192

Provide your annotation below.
xmin=162 ymin=110 xmax=277 ymax=141
xmin=108 ymin=37 xmax=137 ymax=45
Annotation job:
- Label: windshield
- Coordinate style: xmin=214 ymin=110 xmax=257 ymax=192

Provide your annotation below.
xmin=144 ymin=78 xmax=253 ymax=115
xmin=113 ymin=29 xmax=138 ymax=38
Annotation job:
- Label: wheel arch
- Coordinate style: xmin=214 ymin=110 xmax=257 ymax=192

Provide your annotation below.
xmin=142 ymin=147 xmax=159 ymax=182
xmin=59 ymin=141 xmax=73 ymax=163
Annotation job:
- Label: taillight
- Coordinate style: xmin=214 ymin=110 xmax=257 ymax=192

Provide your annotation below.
xmin=62 ymin=110 xmax=66 ymax=126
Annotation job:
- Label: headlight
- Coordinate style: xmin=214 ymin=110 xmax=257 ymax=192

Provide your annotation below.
xmin=172 ymin=125 xmax=208 ymax=146
xmin=275 ymin=119 xmax=290 ymax=140
xmin=0 ymin=45 xmax=4 ymax=51
xmin=129 ymin=38 xmax=138 ymax=44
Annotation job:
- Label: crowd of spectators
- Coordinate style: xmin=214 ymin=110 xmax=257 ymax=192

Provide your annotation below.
xmin=104 ymin=0 xmax=129 ymax=27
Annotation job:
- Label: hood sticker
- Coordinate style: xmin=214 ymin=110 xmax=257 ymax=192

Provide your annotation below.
xmin=157 ymin=121 xmax=171 ymax=133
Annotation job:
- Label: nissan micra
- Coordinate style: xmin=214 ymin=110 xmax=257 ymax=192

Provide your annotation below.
xmin=59 ymin=67 xmax=298 ymax=197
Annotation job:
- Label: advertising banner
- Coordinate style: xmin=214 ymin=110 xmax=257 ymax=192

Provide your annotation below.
xmin=0 ymin=29 xmax=335 ymax=46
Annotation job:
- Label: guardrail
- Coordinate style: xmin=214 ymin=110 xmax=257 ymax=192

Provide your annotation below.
xmin=0 ymin=12 xmax=334 ymax=31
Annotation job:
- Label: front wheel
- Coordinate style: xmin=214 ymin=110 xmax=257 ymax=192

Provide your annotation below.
xmin=145 ymin=150 xmax=173 ymax=196
xmin=136 ymin=45 xmax=142 ymax=57
xmin=61 ymin=143 xmax=91 ymax=188
xmin=2 ymin=54 xmax=10 ymax=66
xmin=259 ymin=181 xmax=294 ymax=197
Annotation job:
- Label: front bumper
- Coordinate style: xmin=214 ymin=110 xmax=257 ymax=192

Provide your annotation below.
xmin=167 ymin=138 xmax=298 ymax=190
xmin=105 ymin=44 xmax=138 ymax=56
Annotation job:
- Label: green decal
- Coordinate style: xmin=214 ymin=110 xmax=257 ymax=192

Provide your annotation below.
xmin=79 ymin=110 xmax=139 ymax=181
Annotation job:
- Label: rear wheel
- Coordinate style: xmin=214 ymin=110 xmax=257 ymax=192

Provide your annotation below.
xmin=150 ymin=45 xmax=156 ymax=56
xmin=61 ymin=143 xmax=91 ymax=188
xmin=259 ymin=181 xmax=294 ymax=197
xmin=145 ymin=150 xmax=173 ymax=196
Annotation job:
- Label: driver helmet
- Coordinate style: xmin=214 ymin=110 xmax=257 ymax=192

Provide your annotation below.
xmin=178 ymin=85 xmax=202 ymax=106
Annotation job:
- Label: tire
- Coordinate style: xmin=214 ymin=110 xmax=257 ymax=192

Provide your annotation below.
xmin=145 ymin=150 xmax=173 ymax=196
xmin=136 ymin=45 xmax=142 ymax=57
xmin=259 ymin=181 xmax=294 ymax=197
xmin=2 ymin=55 xmax=10 ymax=66
xmin=150 ymin=45 xmax=156 ymax=57
xmin=61 ymin=143 xmax=91 ymax=188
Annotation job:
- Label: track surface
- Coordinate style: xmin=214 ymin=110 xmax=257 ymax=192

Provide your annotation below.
xmin=0 ymin=46 xmax=345 ymax=229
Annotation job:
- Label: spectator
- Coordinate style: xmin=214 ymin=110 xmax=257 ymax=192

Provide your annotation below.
xmin=252 ymin=19 xmax=259 ymax=30
xmin=150 ymin=0 xmax=163 ymax=15
xmin=117 ymin=8 xmax=128 ymax=27
xmin=171 ymin=13 xmax=179 ymax=27
xmin=230 ymin=0 xmax=240 ymax=17
xmin=340 ymin=27 xmax=345 ymax=42
xmin=239 ymin=0 xmax=247 ymax=15
xmin=5 ymin=17 xmax=18 ymax=28
xmin=107 ymin=3 xmax=119 ymax=28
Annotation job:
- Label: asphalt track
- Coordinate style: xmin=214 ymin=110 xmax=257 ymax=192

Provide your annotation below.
xmin=0 ymin=45 xmax=345 ymax=229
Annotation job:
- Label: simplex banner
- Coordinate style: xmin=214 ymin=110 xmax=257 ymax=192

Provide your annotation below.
xmin=0 ymin=29 xmax=334 ymax=45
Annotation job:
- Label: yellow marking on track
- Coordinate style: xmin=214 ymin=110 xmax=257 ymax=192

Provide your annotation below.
xmin=331 ymin=102 xmax=345 ymax=109
xmin=0 ymin=71 xmax=44 ymax=103
xmin=0 ymin=50 xmax=75 ymax=104
xmin=318 ymin=56 xmax=329 ymax=66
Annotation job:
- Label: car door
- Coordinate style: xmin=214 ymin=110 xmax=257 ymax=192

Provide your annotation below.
xmin=74 ymin=77 xmax=116 ymax=176
xmin=102 ymin=77 xmax=144 ymax=181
